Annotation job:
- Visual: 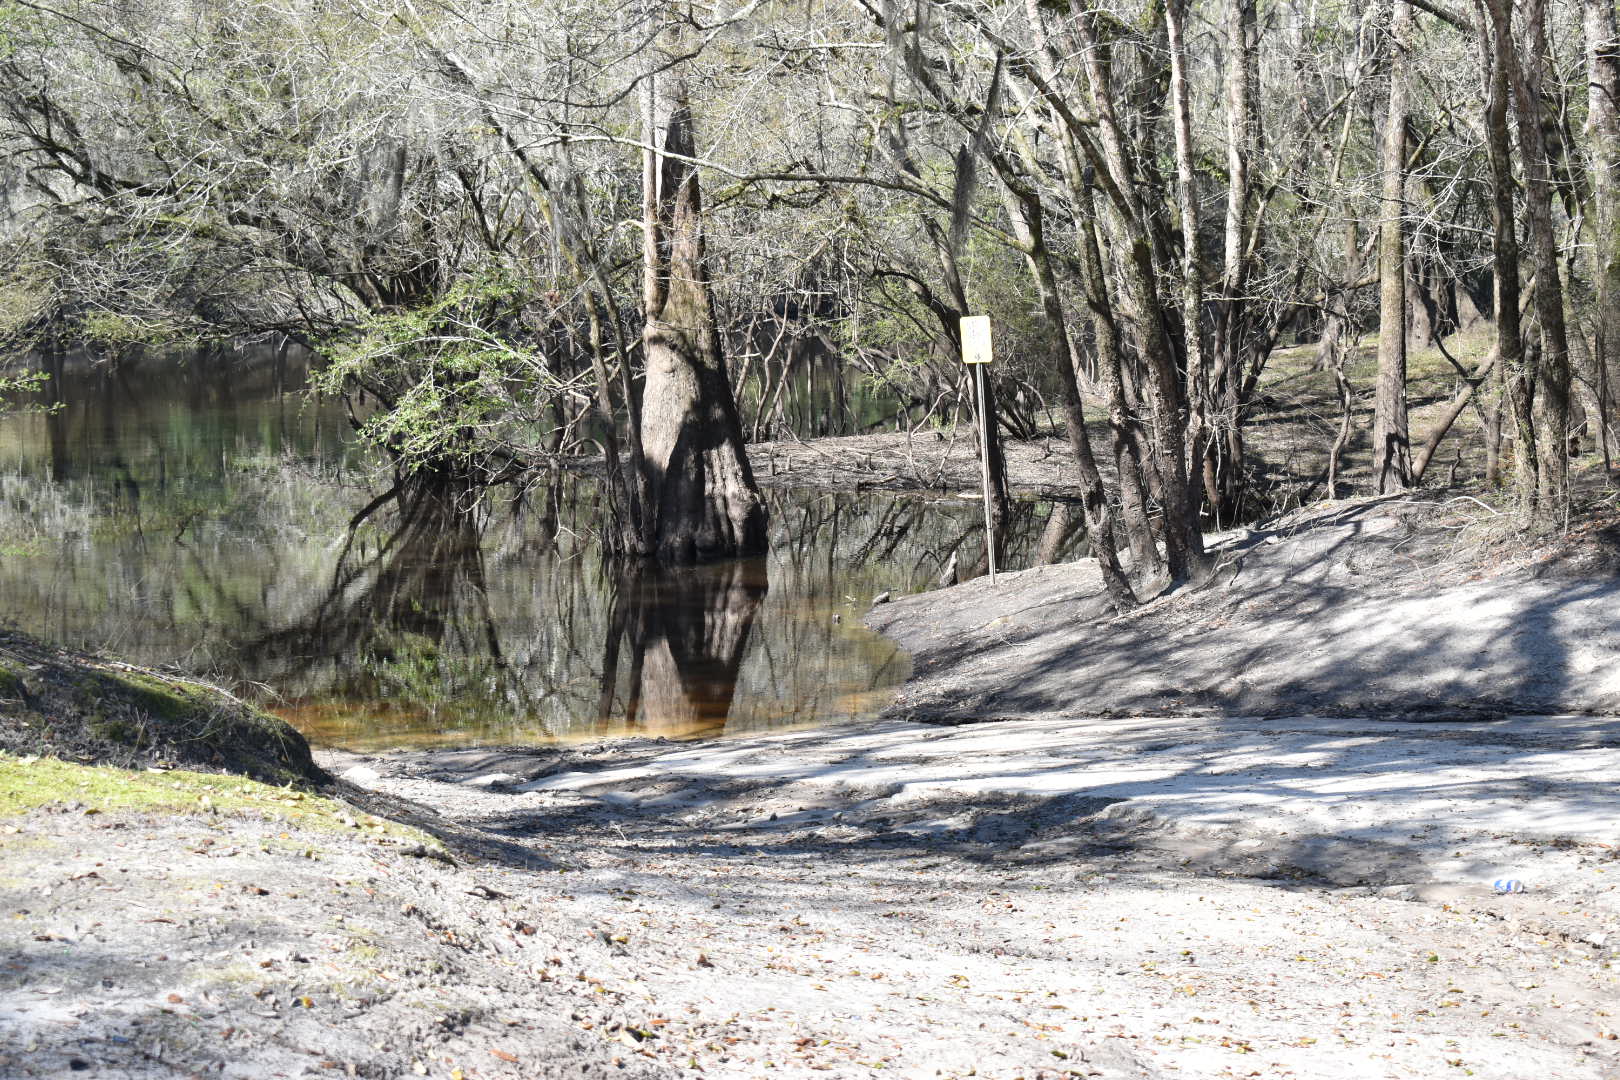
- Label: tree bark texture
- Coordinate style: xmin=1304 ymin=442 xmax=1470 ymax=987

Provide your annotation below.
xmin=1479 ymin=0 xmax=1538 ymax=509
xmin=1001 ymin=180 xmax=1138 ymax=610
xmin=1203 ymin=0 xmax=1259 ymax=523
xmin=1584 ymin=0 xmax=1620 ymax=464
xmin=1373 ymin=0 xmax=1413 ymax=493
xmin=1165 ymin=0 xmax=1210 ymax=519
xmin=639 ymin=70 xmax=768 ymax=565
xmin=1018 ymin=0 xmax=1162 ymax=578
xmin=1514 ymin=0 xmax=1571 ymax=514
xmin=1073 ymin=10 xmax=1209 ymax=581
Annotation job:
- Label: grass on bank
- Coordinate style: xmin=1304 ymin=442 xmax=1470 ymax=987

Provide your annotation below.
xmin=0 ymin=628 xmax=459 ymax=857
xmin=0 ymin=753 xmax=431 ymax=846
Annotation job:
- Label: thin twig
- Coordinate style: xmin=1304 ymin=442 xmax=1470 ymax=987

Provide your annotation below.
xmin=1441 ymin=495 xmax=1503 ymax=517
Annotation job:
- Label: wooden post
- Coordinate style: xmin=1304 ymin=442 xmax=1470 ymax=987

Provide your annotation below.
xmin=961 ymin=315 xmax=997 ymax=584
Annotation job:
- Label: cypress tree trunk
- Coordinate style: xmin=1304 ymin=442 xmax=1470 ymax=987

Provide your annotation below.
xmin=638 ymin=67 xmax=767 ymax=565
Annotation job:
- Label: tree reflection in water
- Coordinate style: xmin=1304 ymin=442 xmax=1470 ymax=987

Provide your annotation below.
xmin=208 ymin=473 xmax=1055 ymax=746
xmin=606 ymin=560 xmax=768 ymax=738
xmin=255 ymin=472 xmax=774 ymax=744
xmin=0 ymin=350 xmax=984 ymax=749
xmin=250 ymin=471 xmax=509 ymax=733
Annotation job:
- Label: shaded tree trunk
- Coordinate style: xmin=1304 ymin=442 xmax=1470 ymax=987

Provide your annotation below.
xmin=1479 ymin=0 xmax=1537 ymax=507
xmin=1515 ymin=0 xmax=1571 ymax=515
xmin=639 ymin=65 xmax=767 ymax=565
xmin=1073 ymin=9 xmax=1210 ymax=581
xmin=1015 ymin=0 xmax=1162 ymax=578
xmin=1204 ymin=0 xmax=1259 ymax=525
xmin=1480 ymin=0 xmax=1570 ymax=519
xmin=1000 ymin=178 xmax=1138 ymax=610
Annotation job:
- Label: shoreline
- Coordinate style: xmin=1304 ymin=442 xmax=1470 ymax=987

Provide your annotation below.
xmin=750 ymin=430 xmax=1086 ymax=497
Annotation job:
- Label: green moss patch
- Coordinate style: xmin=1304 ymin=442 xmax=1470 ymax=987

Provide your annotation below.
xmin=0 ymin=628 xmax=327 ymax=787
xmin=0 ymin=754 xmax=430 ymax=844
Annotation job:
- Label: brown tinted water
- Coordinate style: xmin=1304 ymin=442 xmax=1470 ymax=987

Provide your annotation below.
xmin=0 ymin=347 xmax=1068 ymax=749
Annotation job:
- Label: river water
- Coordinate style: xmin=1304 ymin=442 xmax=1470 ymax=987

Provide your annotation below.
xmin=0 ymin=347 xmax=1065 ymax=749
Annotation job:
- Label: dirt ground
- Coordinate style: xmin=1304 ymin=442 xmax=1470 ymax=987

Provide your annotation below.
xmin=750 ymin=431 xmax=1086 ymax=497
xmin=866 ymin=494 xmax=1620 ymax=721
xmin=6 ymin=494 xmax=1620 ymax=1079
xmin=8 ymin=733 xmax=1618 ymax=1080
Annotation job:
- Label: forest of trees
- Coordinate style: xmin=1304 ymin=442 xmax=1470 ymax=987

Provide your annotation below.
xmin=0 ymin=0 xmax=1615 ymax=605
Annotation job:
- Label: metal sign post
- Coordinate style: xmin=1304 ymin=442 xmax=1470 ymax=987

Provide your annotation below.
xmin=960 ymin=315 xmax=997 ymax=585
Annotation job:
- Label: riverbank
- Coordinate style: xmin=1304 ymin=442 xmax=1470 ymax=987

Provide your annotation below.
xmin=750 ymin=430 xmax=1087 ymax=497
xmin=866 ymin=492 xmax=1620 ymax=720
xmin=5 ymin=492 xmax=1620 ymax=1077
xmin=0 ymin=628 xmax=327 ymax=787
xmin=307 ymin=491 xmax=1620 ymax=1076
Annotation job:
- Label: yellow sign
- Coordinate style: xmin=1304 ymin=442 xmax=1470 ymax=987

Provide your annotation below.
xmin=960 ymin=315 xmax=992 ymax=364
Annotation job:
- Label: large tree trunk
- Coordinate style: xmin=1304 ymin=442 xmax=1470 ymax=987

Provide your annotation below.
xmin=639 ymin=68 xmax=767 ymax=565
xmin=1586 ymin=0 xmax=1620 ymax=466
xmin=1073 ymin=10 xmax=1210 ymax=581
xmin=1480 ymin=0 xmax=1536 ymax=508
xmin=1373 ymin=0 xmax=1413 ymax=493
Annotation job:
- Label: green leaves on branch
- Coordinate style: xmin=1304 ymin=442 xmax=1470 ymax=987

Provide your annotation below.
xmin=313 ymin=272 xmax=565 ymax=475
xmin=0 ymin=369 xmax=56 ymax=418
